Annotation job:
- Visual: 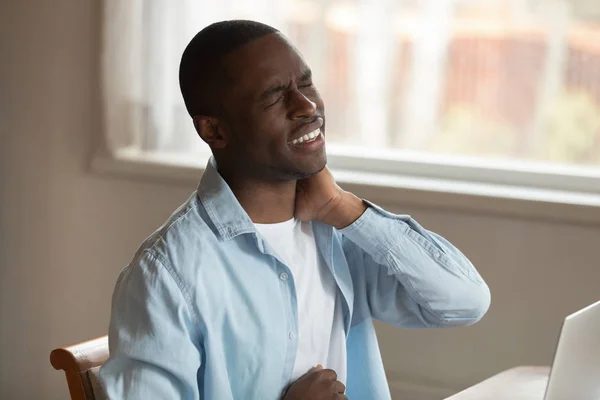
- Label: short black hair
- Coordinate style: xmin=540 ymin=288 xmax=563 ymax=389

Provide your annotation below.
xmin=179 ymin=20 xmax=279 ymax=117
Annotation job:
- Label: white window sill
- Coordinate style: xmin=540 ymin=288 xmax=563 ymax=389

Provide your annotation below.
xmin=91 ymin=147 xmax=600 ymax=226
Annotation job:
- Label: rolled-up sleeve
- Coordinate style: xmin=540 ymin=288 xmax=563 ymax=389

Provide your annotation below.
xmin=340 ymin=201 xmax=490 ymax=328
xmin=100 ymin=250 xmax=203 ymax=399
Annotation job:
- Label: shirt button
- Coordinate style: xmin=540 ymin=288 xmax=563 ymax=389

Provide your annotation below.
xmin=288 ymin=331 xmax=295 ymax=340
xmin=279 ymin=272 xmax=289 ymax=281
xmin=434 ymin=252 xmax=441 ymax=259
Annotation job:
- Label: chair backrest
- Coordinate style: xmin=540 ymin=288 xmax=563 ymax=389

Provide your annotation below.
xmin=50 ymin=335 xmax=109 ymax=400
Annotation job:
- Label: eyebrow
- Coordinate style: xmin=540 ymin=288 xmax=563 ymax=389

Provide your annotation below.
xmin=259 ymin=69 xmax=313 ymax=101
xmin=298 ymin=69 xmax=312 ymax=83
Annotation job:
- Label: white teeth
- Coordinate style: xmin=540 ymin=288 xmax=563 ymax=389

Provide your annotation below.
xmin=291 ymin=129 xmax=321 ymax=145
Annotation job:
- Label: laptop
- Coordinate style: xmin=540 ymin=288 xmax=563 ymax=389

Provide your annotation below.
xmin=544 ymin=299 xmax=600 ymax=399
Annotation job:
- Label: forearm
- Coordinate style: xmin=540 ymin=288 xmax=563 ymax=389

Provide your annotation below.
xmin=341 ymin=201 xmax=490 ymax=327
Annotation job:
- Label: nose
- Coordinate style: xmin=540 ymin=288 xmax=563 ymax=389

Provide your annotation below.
xmin=287 ymin=89 xmax=317 ymax=120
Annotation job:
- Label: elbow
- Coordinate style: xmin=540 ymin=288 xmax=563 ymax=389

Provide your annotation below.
xmin=452 ymin=282 xmax=491 ymax=326
xmin=465 ymin=282 xmax=491 ymax=324
xmin=427 ymin=282 xmax=491 ymax=328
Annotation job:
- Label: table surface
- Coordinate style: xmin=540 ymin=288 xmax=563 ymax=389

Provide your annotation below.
xmin=446 ymin=366 xmax=551 ymax=400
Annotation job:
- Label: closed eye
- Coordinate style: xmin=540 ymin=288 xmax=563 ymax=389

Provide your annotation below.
xmin=299 ymin=82 xmax=314 ymax=89
xmin=264 ymin=95 xmax=284 ymax=109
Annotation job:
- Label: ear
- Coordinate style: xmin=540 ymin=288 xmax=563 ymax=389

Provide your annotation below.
xmin=193 ymin=116 xmax=228 ymax=149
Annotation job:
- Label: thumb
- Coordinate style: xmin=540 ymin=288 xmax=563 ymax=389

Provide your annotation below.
xmin=298 ymin=364 xmax=322 ymax=379
xmin=309 ymin=364 xmax=323 ymax=372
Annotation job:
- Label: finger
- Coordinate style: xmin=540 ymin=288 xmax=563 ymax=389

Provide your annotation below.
xmin=309 ymin=364 xmax=323 ymax=372
xmin=291 ymin=364 xmax=321 ymax=385
xmin=300 ymin=364 xmax=322 ymax=378
xmin=333 ymin=380 xmax=346 ymax=394
xmin=319 ymin=368 xmax=337 ymax=381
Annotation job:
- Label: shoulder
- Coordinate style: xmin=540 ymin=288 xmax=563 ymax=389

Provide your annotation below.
xmin=128 ymin=191 xmax=217 ymax=277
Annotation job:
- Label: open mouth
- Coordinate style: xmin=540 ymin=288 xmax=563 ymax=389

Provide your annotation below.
xmin=290 ymin=128 xmax=322 ymax=145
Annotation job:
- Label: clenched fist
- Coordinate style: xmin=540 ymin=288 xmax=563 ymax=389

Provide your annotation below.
xmin=283 ymin=365 xmax=347 ymax=400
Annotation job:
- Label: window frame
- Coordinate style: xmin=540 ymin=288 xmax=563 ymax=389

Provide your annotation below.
xmin=91 ymin=144 xmax=600 ymax=227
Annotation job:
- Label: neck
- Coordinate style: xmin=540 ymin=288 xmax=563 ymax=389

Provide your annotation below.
xmin=219 ymin=170 xmax=297 ymax=224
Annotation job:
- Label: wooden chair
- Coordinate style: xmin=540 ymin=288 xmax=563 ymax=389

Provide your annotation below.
xmin=50 ymin=335 xmax=109 ymax=400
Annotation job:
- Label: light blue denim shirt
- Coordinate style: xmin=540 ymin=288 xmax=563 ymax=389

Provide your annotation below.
xmin=100 ymin=158 xmax=490 ymax=399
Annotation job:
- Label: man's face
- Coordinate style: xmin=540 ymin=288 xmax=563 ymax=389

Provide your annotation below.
xmin=217 ymin=33 xmax=327 ymax=181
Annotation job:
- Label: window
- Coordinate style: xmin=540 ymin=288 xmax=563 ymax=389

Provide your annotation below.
xmin=101 ymin=0 xmax=600 ymax=194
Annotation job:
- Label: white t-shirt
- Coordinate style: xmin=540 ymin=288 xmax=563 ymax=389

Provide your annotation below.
xmin=254 ymin=218 xmax=347 ymax=385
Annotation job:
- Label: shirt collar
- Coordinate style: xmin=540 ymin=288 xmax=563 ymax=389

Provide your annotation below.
xmin=197 ymin=157 xmax=256 ymax=240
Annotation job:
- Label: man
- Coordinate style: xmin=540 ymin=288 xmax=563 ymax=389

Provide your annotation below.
xmin=100 ymin=20 xmax=490 ymax=400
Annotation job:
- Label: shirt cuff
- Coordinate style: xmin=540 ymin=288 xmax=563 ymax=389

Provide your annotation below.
xmin=338 ymin=200 xmax=411 ymax=257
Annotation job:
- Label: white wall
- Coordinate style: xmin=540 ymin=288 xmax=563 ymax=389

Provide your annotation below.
xmin=1 ymin=1 xmax=599 ymax=399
